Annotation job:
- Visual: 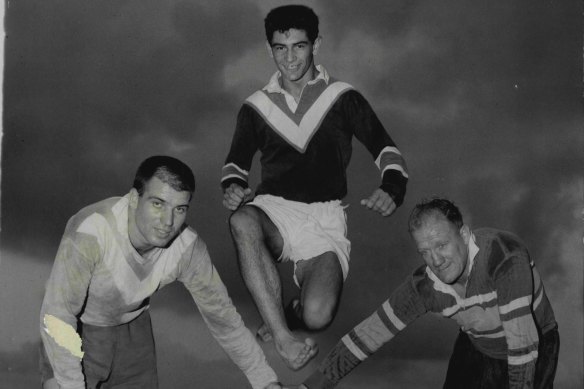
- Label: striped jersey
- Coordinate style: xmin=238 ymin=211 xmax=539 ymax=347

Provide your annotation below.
xmin=40 ymin=195 xmax=277 ymax=389
xmin=221 ymin=66 xmax=408 ymax=205
xmin=304 ymin=228 xmax=557 ymax=389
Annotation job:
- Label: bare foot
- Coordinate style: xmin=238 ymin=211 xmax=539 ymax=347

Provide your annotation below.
xmin=256 ymin=322 xmax=273 ymax=342
xmin=275 ymin=335 xmax=318 ymax=371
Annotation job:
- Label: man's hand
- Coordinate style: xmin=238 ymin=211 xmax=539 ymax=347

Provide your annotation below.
xmin=222 ymin=183 xmax=253 ymax=211
xmin=360 ymin=188 xmax=396 ymax=217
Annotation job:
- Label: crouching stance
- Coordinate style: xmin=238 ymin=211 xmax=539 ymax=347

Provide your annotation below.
xmin=302 ymin=198 xmax=559 ymax=389
xmin=40 ymin=156 xmax=281 ymax=389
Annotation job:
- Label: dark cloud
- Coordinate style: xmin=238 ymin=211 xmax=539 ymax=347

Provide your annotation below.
xmin=1 ymin=1 xmax=582 ymax=388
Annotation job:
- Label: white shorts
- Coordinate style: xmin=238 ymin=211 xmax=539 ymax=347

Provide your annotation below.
xmin=249 ymin=194 xmax=351 ymax=286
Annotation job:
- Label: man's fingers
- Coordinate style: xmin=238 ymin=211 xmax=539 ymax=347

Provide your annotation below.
xmin=361 ymin=190 xmax=396 ymax=216
xmin=381 ymin=202 xmax=397 ymax=217
xmin=222 ymin=198 xmax=238 ymax=211
xmin=223 ymin=191 xmax=244 ymax=210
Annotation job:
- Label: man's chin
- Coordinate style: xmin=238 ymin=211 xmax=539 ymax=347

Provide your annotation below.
xmin=150 ymin=236 xmax=175 ymax=248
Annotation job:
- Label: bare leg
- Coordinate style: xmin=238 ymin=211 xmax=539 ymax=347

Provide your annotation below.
xmin=229 ymin=205 xmax=317 ymax=370
xmin=257 ymin=252 xmax=343 ymax=340
xmin=294 ymin=251 xmax=344 ymax=331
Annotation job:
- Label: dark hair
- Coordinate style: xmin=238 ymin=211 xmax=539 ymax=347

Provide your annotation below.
xmin=408 ymin=198 xmax=464 ymax=233
xmin=133 ymin=156 xmax=195 ymax=196
xmin=264 ymin=5 xmax=319 ymax=43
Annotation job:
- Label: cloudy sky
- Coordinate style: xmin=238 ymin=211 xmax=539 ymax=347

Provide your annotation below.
xmin=1 ymin=0 xmax=582 ymax=388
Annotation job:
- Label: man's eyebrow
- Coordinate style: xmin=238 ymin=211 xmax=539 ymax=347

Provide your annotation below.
xmin=147 ymin=196 xmax=190 ymax=208
xmin=271 ymin=40 xmax=309 ymax=47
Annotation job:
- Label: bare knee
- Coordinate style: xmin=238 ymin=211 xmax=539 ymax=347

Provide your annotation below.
xmin=301 ymin=299 xmax=336 ymax=331
xmin=229 ymin=206 xmax=262 ymax=239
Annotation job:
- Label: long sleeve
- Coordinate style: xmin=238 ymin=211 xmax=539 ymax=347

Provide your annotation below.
xmin=179 ymin=237 xmax=277 ymax=389
xmin=342 ymin=90 xmax=408 ymax=206
xmin=495 ymin=253 xmax=539 ymax=389
xmin=40 ymin=223 xmax=98 ymax=389
xmin=304 ymin=274 xmax=427 ymax=388
xmin=221 ymin=104 xmax=260 ymax=191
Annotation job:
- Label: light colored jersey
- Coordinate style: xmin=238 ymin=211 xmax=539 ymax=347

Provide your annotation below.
xmin=40 ymin=194 xmax=277 ymax=389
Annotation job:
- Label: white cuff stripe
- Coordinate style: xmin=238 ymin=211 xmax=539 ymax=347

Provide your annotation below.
xmin=221 ymin=173 xmax=247 ymax=182
xmin=381 ymin=301 xmax=406 ymax=330
xmin=374 ymin=146 xmax=401 ymax=167
xmin=341 ymin=335 xmax=368 ymax=361
xmin=508 ymin=350 xmax=538 ymax=365
xmin=381 ymin=164 xmax=409 ymax=179
xmin=223 ymin=163 xmax=249 ymax=176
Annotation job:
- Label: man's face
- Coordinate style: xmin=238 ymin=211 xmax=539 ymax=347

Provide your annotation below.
xmin=411 ymin=213 xmax=470 ymax=285
xmin=129 ymin=176 xmax=191 ymax=253
xmin=268 ymin=28 xmax=320 ymax=84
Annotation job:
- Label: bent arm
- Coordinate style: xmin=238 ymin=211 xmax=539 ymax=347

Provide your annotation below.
xmin=344 ymin=91 xmax=408 ymax=207
xmin=221 ymin=104 xmax=260 ymax=192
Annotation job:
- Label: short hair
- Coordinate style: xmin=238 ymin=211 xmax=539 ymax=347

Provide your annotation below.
xmin=264 ymin=5 xmax=319 ymax=43
xmin=133 ymin=156 xmax=195 ymax=196
xmin=408 ymin=198 xmax=464 ymax=233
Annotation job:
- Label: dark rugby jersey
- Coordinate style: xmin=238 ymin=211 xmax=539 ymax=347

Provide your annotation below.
xmin=221 ymin=67 xmax=408 ymax=204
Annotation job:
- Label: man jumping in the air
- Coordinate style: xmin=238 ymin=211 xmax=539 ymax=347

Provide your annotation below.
xmin=221 ymin=5 xmax=408 ymax=371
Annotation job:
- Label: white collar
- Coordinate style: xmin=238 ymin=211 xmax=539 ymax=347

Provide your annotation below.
xmin=262 ymin=64 xmax=330 ymax=94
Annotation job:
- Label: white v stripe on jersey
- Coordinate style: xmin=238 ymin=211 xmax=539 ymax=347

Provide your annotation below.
xmin=246 ymin=81 xmax=353 ymax=153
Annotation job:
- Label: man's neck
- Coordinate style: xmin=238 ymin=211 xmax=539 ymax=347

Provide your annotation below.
xmin=127 ymin=211 xmax=152 ymax=255
xmin=280 ymin=65 xmax=318 ymax=101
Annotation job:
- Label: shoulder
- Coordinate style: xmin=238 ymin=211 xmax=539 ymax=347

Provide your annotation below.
xmin=172 ymin=225 xmax=206 ymax=253
xmin=394 ymin=265 xmax=434 ymax=299
xmin=474 ymin=228 xmax=530 ymax=276
xmin=66 ymin=197 xmax=122 ymax=237
xmin=240 ymin=91 xmax=272 ymax=119
xmin=330 ymin=84 xmax=375 ymax=110
xmin=410 ymin=265 xmax=436 ymax=297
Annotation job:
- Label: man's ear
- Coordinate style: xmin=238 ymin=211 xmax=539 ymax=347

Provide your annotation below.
xmin=266 ymin=41 xmax=274 ymax=59
xmin=312 ymin=36 xmax=322 ymax=55
xmin=460 ymin=224 xmax=471 ymax=244
xmin=129 ymin=188 xmax=139 ymax=209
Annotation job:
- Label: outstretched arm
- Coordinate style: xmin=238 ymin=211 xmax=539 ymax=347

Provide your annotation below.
xmin=302 ymin=272 xmax=428 ymax=388
xmin=180 ymin=236 xmax=279 ymax=389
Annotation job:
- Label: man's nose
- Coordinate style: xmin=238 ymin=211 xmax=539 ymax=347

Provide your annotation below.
xmin=431 ymin=251 xmax=445 ymax=267
xmin=286 ymin=49 xmax=295 ymax=62
xmin=161 ymin=209 xmax=174 ymax=227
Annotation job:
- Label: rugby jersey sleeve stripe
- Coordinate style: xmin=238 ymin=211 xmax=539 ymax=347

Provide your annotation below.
xmin=494 ymin=254 xmax=539 ymax=388
xmin=342 ymin=90 xmax=408 ymax=206
xmin=304 ymin=275 xmax=427 ymax=387
xmin=221 ymin=104 xmax=259 ymax=190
